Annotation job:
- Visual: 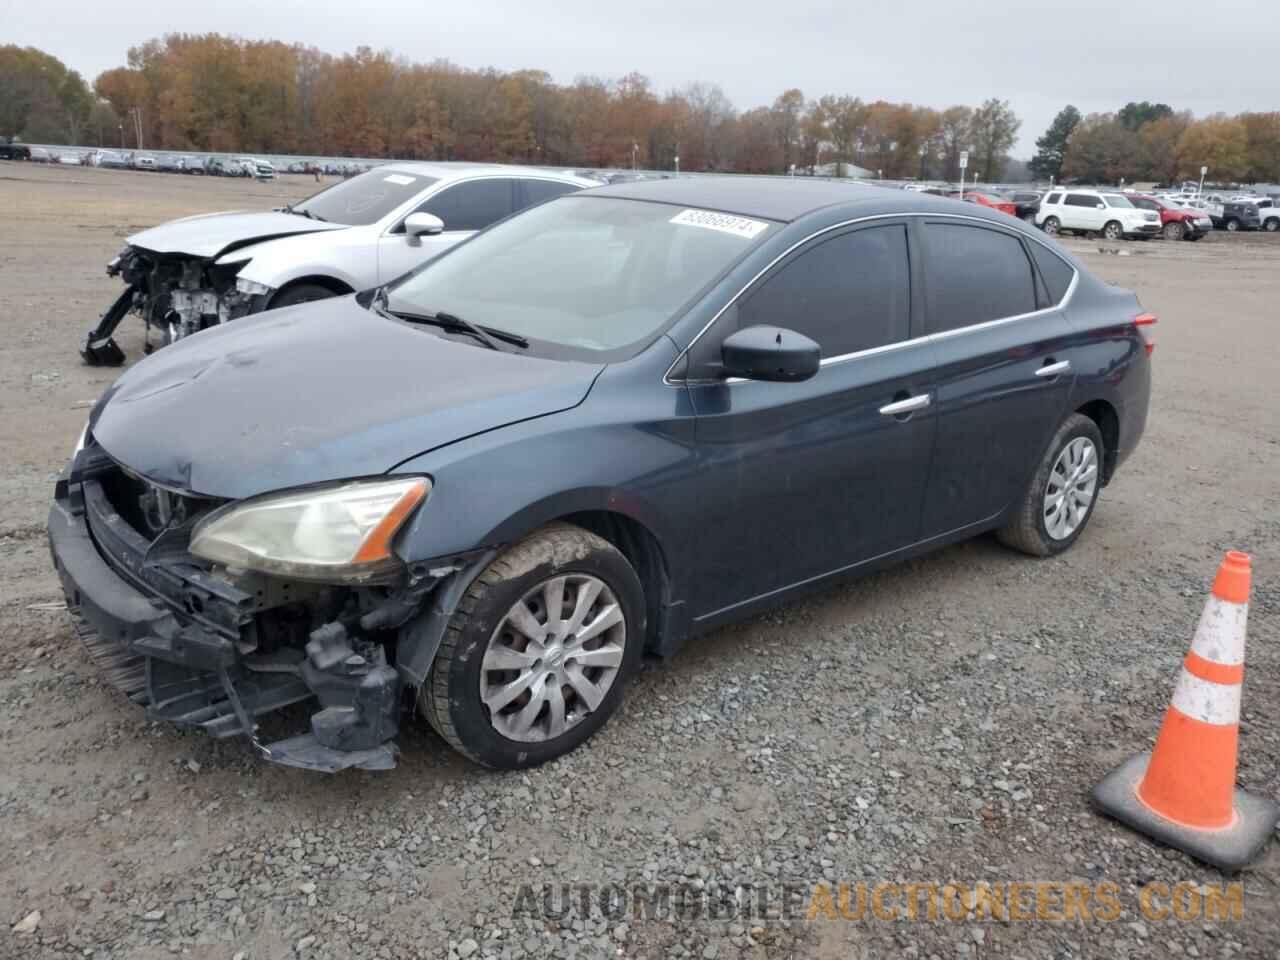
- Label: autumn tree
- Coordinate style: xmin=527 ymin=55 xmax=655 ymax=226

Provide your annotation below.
xmin=937 ymin=106 xmax=973 ymax=181
xmin=1138 ymin=112 xmax=1192 ymax=183
xmin=1061 ymin=113 xmax=1140 ymax=183
xmin=1240 ymin=112 xmax=1280 ymax=182
xmin=771 ymin=89 xmax=805 ymax=171
xmin=968 ymin=98 xmax=1020 ymax=182
xmin=0 ymin=45 xmax=95 ymax=142
xmin=1176 ymin=115 xmax=1249 ymax=182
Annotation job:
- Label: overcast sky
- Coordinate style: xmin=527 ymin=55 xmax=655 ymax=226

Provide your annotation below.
xmin=5 ymin=0 xmax=1275 ymax=155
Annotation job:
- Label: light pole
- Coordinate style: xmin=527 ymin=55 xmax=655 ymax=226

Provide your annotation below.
xmin=674 ymin=153 xmax=680 ymax=175
xmin=1198 ymin=165 xmax=1208 ymax=196
xmin=632 ymin=142 xmax=638 ymax=171
xmin=118 ymin=124 xmax=124 ymax=148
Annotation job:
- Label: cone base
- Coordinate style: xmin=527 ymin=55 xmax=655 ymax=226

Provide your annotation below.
xmin=1093 ymin=753 xmax=1278 ymax=871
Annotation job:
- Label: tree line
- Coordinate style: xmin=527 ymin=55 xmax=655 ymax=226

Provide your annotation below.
xmin=1031 ymin=101 xmax=1280 ymax=184
xmin=2 ymin=35 xmax=1019 ymax=179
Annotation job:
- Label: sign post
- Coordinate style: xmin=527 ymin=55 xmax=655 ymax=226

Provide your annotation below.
xmin=1199 ymin=165 xmax=1208 ymax=197
xmin=959 ymin=151 xmax=969 ymax=199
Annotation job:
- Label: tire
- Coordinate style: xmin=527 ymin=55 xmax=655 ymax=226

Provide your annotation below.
xmin=1102 ymin=221 xmax=1123 ymax=241
xmin=269 ymin=283 xmax=337 ymax=309
xmin=997 ymin=413 xmax=1105 ymax=558
xmin=1264 ymin=219 xmax=1280 ymax=233
xmin=1042 ymin=216 xmax=1060 ymax=236
xmin=1162 ymin=221 xmax=1184 ymax=241
xmin=421 ymin=523 xmax=645 ymax=769
xmin=1021 ymin=213 xmax=1036 ymax=224
xmin=1225 ymin=218 xmax=1240 ymax=232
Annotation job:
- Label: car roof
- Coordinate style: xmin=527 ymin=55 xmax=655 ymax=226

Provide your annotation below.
xmin=379 ymin=161 xmax=596 ymax=187
xmin=580 ymin=176 xmax=1042 ymax=226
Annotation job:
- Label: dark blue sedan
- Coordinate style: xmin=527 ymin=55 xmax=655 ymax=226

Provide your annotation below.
xmin=49 ymin=178 xmax=1152 ymax=771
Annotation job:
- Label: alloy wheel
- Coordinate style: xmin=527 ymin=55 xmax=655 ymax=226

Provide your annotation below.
xmin=1104 ymin=222 xmax=1122 ymax=241
xmin=1044 ymin=437 xmax=1098 ymax=540
xmin=479 ymin=574 xmax=626 ymax=743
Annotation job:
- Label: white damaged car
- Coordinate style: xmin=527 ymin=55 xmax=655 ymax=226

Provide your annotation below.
xmin=83 ymin=163 xmax=596 ymax=364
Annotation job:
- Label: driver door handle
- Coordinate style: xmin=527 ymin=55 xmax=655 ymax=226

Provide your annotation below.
xmin=1036 ymin=359 xmax=1072 ymax=378
xmin=879 ymin=394 xmax=931 ymax=417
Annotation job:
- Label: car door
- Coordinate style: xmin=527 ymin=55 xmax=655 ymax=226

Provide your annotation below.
xmin=917 ymin=220 xmax=1078 ymax=537
xmin=377 ymin=178 xmax=517 ymax=282
xmin=1061 ymin=193 xmax=1099 ymax=231
xmin=681 ymin=221 xmax=939 ymax=621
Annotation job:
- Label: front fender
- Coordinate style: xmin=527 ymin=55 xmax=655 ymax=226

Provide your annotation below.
xmin=218 ymin=234 xmax=370 ymax=292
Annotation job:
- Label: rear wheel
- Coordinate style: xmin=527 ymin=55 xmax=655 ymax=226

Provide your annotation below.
xmin=269 ymin=283 xmax=337 ymax=310
xmin=998 ymin=413 xmax=1104 ymax=557
xmin=1264 ymin=218 xmax=1280 ymax=233
xmin=1102 ymin=221 xmax=1123 ymax=241
xmin=1225 ymin=218 xmax=1241 ymax=232
xmin=1162 ymin=221 xmax=1184 ymax=241
xmin=1042 ymin=216 xmax=1060 ymax=236
xmin=421 ymin=524 xmax=645 ymax=769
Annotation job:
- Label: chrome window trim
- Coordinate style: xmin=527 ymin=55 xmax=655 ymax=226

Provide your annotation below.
xmin=664 ymin=211 xmax=1079 ymax=386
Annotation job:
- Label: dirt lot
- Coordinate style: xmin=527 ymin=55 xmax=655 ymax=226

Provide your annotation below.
xmin=1 ymin=163 xmax=1279 ymax=960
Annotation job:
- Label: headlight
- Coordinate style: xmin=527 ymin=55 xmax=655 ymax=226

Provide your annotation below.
xmin=190 ymin=477 xmax=430 ymax=583
xmin=235 ymin=276 xmax=272 ymax=297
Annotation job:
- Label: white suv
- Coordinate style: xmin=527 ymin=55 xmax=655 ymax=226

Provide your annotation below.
xmin=1035 ymin=189 xmax=1160 ymax=240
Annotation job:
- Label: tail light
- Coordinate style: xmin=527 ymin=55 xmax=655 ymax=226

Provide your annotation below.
xmin=1135 ymin=312 xmax=1157 ymax=356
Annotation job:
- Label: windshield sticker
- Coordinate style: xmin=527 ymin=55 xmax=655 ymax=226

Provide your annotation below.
xmin=670 ymin=209 xmax=768 ymax=239
xmin=383 ymin=174 xmax=417 ymax=186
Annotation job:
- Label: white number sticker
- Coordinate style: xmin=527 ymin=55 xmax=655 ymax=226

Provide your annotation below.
xmin=383 ymin=174 xmax=416 ymax=186
xmin=669 ymin=209 xmax=769 ymax=239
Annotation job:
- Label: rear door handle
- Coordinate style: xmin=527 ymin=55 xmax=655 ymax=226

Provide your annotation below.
xmin=1036 ymin=360 xmax=1071 ymax=378
xmin=879 ymin=394 xmax=931 ymax=417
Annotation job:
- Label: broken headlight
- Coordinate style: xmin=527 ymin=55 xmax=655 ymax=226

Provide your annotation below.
xmin=235 ymin=276 xmax=273 ymax=297
xmin=189 ymin=478 xmax=430 ymax=584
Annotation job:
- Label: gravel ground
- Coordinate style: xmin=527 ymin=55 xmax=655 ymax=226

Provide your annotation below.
xmin=1 ymin=164 xmax=1279 ymax=959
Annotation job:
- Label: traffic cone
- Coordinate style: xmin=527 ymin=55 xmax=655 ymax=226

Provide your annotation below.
xmin=1093 ymin=551 xmax=1278 ymax=870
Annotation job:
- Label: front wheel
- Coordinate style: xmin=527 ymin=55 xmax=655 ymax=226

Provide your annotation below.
xmin=421 ymin=524 xmax=645 ymax=769
xmin=1102 ymin=221 xmax=1124 ymax=241
xmin=1042 ymin=216 xmax=1060 ymax=235
xmin=1163 ymin=221 xmax=1184 ymax=241
xmin=1225 ymin=218 xmax=1240 ymax=232
xmin=1264 ymin=219 xmax=1280 ymax=233
xmin=997 ymin=413 xmax=1104 ymax=557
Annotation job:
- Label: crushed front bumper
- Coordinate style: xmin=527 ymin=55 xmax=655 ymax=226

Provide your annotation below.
xmin=48 ymin=471 xmax=401 ymax=772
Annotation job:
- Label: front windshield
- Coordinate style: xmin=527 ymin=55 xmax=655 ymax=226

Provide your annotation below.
xmin=1103 ymin=195 xmax=1134 ymax=208
xmin=387 ymin=196 xmax=777 ymax=356
xmin=293 ymin=169 xmax=438 ymax=225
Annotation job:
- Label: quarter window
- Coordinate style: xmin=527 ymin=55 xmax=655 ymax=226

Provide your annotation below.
xmin=735 ymin=224 xmax=911 ymax=357
xmin=417 ymin=179 xmax=516 ymax=232
xmin=1027 ymin=242 xmax=1075 ymax=306
xmin=1044 ymin=192 xmax=1062 ymax=204
xmin=922 ymin=223 xmax=1037 ymax=333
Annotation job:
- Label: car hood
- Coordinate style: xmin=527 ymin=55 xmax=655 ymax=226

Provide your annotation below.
xmin=91 ymin=297 xmax=604 ymax=500
xmin=126 ymin=210 xmax=348 ymax=259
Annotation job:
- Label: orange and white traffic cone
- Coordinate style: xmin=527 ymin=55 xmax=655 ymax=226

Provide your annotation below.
xmin=1093 ymin=551 xmax=1278 ymax=870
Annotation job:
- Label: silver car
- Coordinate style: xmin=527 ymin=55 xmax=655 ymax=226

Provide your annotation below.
xmin=83 ymin=163 xmax=597 ymax=364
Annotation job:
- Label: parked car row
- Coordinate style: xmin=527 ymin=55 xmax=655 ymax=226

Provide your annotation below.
xmin=1035 ymin=188 xmax=1210 ymax=241
xmin=53 ymin=173 xmax=1154 ymax=773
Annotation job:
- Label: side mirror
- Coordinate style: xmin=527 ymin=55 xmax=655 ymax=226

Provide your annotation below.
xmin=404 ymin=213 xmax=445 ymax=238
xmin=721 ymin=325 xmax=820 ymax=383
xmin=1096 ymin=203 xmax=1106 ymax=209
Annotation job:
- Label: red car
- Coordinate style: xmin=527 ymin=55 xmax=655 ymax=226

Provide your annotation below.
xmin=1126 ymin=195 xmax=1210 ymax=241
xmin=947 ymin=190 xmax=1018 ymax=218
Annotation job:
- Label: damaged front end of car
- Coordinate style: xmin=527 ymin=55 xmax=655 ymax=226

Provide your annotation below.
xmin=82 ymin=248 xmax=264 ymax=366
xmin=49 ymin=435 xmax=489 ymax=772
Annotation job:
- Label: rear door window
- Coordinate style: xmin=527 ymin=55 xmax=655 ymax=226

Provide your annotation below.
xmin=418 ymin=179 xmax=517 ymax=232
xmin=735 ymin=224 xmax=911 ymax=358
xmin=1064 ymin=194 xmax=1097 ymax=207
xmin=922 ymin=223 xmax=1038 ymax=333
xmin=1043 ymin=192 xmax=1062 ymax=205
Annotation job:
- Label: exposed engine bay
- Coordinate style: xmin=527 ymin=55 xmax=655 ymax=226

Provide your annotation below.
xmin=82 ymin=247 xmax=259 ymax=365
